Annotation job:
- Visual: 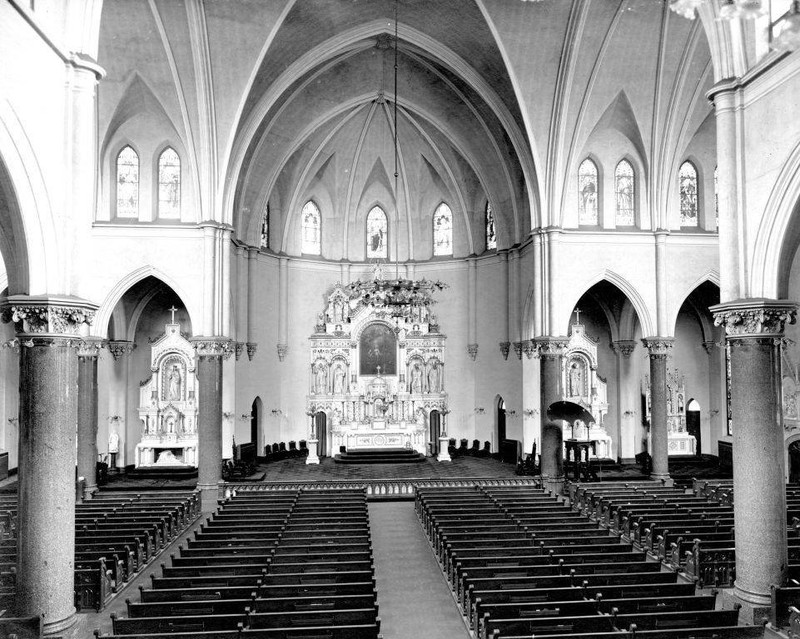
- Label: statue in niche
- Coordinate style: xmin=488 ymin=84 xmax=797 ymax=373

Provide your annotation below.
xmin=568 ymin=361 xmax=583 ymax=398
xmin=314 ymin=363 xmax=328 ymax=394
xmin=410 ymin=362 xmax=423 ymax=393
xmin=108 ymin=431 xmax=119 ymax=453
xmin=428 ymin=362 xmax=441 ymax=393
xmin=333 ymin=363 xmax=347 ymax=395
xmin=168 ymin=364 xmax=182 ymax=401
xmin=330 ymin=297 xmax=346 ymax=324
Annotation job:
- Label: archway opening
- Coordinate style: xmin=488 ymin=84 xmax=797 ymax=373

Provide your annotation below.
xmin=496 ymin=396 xmax=506 ymax=452
xmin=686 ymin=398 xmax=702 ymax=456
xmin=429 ymin=409 xmax=441 ymax=456
xmin=315 ymin=411 xmax=328 ymax=458
xmin=251 ymin=397 xmax=263 ymax=452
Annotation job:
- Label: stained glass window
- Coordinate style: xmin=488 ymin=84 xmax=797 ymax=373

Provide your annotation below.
xmin=157 ymin=147 xmax=180 ymax=219
xmin=260 ymin=202 xmax=269 ymax=249
xmin=433 ymin=202 xmax=453 ymax=256
xmin=615 ymin=159 xmax=635 ymax=226
xmin=578 ymin=159 xmax=598 ymax=225
xmin=679 ymin=161 xmax=699 ymax=226
xmin=366 ymin=206 xmax=388 ymax=259
xmin=301 ymin=200 xmax=321 ymax=254
xmin=116 ymin=146 xmax=139 ymax=218
xmin=486 ymin=201 xmax=496 ymax=250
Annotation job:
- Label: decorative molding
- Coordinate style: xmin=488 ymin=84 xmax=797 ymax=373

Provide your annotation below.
xmin=535 ymin=336 xmax=570 ymax=359
xmin=467 ymin=343 xmax=479 ymax=361
xmin=711 ymin=299 xmax=797 ymax=337
xmin=107 ymin=340 xmax=136 ymax=360
xmin=702 ymin=340 xmax=718 ymax=355
xmin=513 ymin=341 xmax=524 ymax=360
xmin=246 ymin=342 xmax=258 ymax=361
xmin=611 ymin=340 xmax=637 ymax=358
xmin=1 ymin=295 xmax=97 ymax=336
xmin=77 ymin=338 xmax=105 ymax=359
xmin=191 ymin=337 xmax=234 ymax=359
xmin=499 ymin=341 xmax=511 ymax=360
xmin=276 ymin=343 xmax=287 ymax=361
xmin=234 ymin=342 xmax=244 ymax=361
xmin=641 ymin=337 xmax=675 ymax=358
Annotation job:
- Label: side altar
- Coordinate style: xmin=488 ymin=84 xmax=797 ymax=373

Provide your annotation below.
xmin=135 ymin=318 xmax=198 ymax=467
xmin=308 ymin=270 xmax=448 ymax=457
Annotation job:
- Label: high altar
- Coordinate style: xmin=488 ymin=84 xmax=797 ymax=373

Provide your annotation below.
xmin=561 ymin=316 xmax=614 ymax=459
xmin=135 ymin=317 xmax=198 ymax=467
xmin=643 ymin=367 xmax=696 ymax=455
xmin=308 ymin=272 xmax=448 ymax=456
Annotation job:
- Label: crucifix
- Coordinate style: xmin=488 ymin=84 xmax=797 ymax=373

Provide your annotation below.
xmin=573 ymin=307 xmax=582 ymax=325
xmin=168 ymin=306 xmax=179 ymax=323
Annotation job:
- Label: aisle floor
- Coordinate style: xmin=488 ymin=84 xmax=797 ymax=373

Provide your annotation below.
xmin=369 ymin=501 xmax=470 ymax=639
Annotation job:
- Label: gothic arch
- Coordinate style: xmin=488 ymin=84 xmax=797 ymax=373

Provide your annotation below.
xmin=668 ymin=271 xmax=720 ymax=339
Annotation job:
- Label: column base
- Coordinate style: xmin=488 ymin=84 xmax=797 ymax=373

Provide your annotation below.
xmin=306 ymin=439 xmax=320 ymax=465
xmin=650 ymin=473 xmax=673 ymax=486
xmin=197 ymin=482 xmax=222 ymax=513
xmin=83 ymin=484 xmax=98 ymax=500
xmin=437 ymin=437 xmax=451 ymax=462
xmin=541 ymin=474 xmax=565 ymax=497
xmin=721 ymin=586 xmax=771 ymax=625
xmin=42 ymin=610 xmax=77 ymax=635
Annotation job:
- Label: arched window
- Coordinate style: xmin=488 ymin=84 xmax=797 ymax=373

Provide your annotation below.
xmin=366 ymin=206 xmax=388 ymax=259
xmin=260 ymin=202 xmax=269 ymax=249
xmin=679 ymin=161 xmax=699 ymax=226
xmin=432 ymin=202 xmax=453 ymax=256
xmin=485 ymin=201 xmax=496 ymax=250
xmin=578 ymin=158 xmax=598 ymax=225
xmin=615 ymin=159 xmax=635 ymax=226
xmin=157 ymin=147 xmax=181 ymax=219
xmin=301 ymin=201 xmax=321 ymax=254
xmin=116 ymin=145 xmax=139 ymax=218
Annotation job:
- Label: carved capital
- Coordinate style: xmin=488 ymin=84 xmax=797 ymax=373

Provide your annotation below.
xmin=711 ymin=299 xmax=797 ymax=337
xmin=467 ymin=344 xmax=479 ymax=361
xmin=536 ymin=336 xmax=570 ymax=359
xmin=1 ymin=295 xmax=97 ymax=336
xmin=191 ymin=337 xmax=234 ymax=359
xmin=499 ymin=342 xmax=511 ymax=360
xmin=642 ymin=337 xmax=674 ymax=358
xmin=276 ymin=343 xmax=288 ymax=361
xmin=512 ymin=342 xmax=523 ymax=360
xmin=234 ymin=342 xmax=244 ymax=361
xmin=77 ymin=338 xmax=105 ymax=360
xmin=106 ymin=340 xmax=136 ymax=360
xmin=523 ymin=340 xmax=537 ymax=359
xmin=702 ymin=340 xmax=719 ymax=355
xmin=611 ymin=340 xmax=637 ymax=358
xmin=246 ymin=342 xmax=258 ymax=361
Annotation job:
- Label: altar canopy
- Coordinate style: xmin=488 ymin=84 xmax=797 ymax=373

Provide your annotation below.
xmin=308 ymin=272 xmax=447 ymax=456
xmin=136 ymin=319 xmax=198 ymax=467
xmin=560 ymin=318 xmax=613 ymax=459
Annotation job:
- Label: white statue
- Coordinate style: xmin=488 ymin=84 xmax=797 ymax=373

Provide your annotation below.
xmin=410 ymin=363 xmax=423 ymax=393
xmin=333 ymin=364 xmax=347 ymax=394
xmin=168 ymin=365 xmax=182 ymax=401
xmin=568 ymin=362 xmax=582 ymax=397
xmin=108 ymin=431 xmax=119 ymax=454
xmin=428 ymin=362 xmax=441 ymax=393
xmin=315 ymin=363 xmax=328 ymax=394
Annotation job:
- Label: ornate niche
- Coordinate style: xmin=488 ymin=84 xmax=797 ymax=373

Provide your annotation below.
xmin=308 ymin=274 xmax=447 ymax=455
xmin=561 ymin=319 xmax=613 ymax=459
xmin=643 ymin=367 xmax=696 ymax=455
xmin=136 ymin=320 xmax=198 ymax=467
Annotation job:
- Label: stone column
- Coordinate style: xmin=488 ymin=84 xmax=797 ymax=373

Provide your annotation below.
xmin=1 ymin=296 xmax=97 ymax=634
xmin=537 ymin=336 xmax=569 ymax=494
xmin=612 ymin=340 xmax=637 ymax=461
xmin=77 ymin=339 xmax=103 ymax=498
xmin=642 ymin=337 xmax=673 ymax=483
xmin=192 ymin=338 xmax=233 ymax=512
xmin=711 ymin=299 xmax=796 ymax=622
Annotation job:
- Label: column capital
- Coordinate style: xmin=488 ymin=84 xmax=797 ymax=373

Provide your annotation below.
xmin=535 ymin=336 xmax=569 ymax=359
xmin=523 ymin=339 xmax=537 ymax=359
xmin=702 ymin=340 xmax=720 ymax=354
xmin=77 ymin=337 xmax=105 ymax=359
xmin=1 ymin=295 xmax=97 ymax=337
xmin=191 ymin=337 xmax=234 ymax=359
xmin=642 ymin=337 xmax=675 ymax=358
xmin=711 ymin=298 xmax=797 ymax=338
xmin=499 ymin=342 xmax=511 ymax=360
xmin=246 ymin=342 xmax=258 ymax=360
xmin=106 ymin=340 xmax=136 ymax=360
xmin=611 ymin=340 xmax=637 ymax=358
xmin=234 ymin=342 xmax=245 ymax=360
xmin=467 ymin=344 xmax=479 ymax=361
xmin=512 ymin=341 xmax=523 ymax=360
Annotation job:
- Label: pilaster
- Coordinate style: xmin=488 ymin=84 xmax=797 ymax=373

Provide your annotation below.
xmin=77 ymin=338 xmax=103 ymax=498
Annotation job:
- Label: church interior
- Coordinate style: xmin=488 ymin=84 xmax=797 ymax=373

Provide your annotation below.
xmin=1 ymin=0 xmax=800 ymax=637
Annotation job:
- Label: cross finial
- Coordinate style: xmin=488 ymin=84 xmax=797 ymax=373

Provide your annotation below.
xmin=573 ymin=307 xmax=582 ymax=325
xmin=376 ymin=365 xmax=382 ymax=376
xmin=168 ymin=306 xmax=178 ymax=323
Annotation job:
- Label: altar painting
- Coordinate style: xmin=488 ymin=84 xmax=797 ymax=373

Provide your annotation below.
xmin=360 ymin=322 xmax=397 ymax=375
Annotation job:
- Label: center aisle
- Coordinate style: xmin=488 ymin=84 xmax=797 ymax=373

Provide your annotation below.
xmin=369 ymin=501 xmax=470 ymax=639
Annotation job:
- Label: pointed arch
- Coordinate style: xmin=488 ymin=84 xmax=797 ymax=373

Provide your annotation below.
xmin=614 ymin=159 xmax=635 ymax=226
xmin=157 ymin=146 xmax=181 ymax=219
xmin=301 ymin=200 xmax=321 ymax=255
xmin=578 ymin=158 xmax=599 ymax=226
xmin=679 ymin=160 xmax=699 ymax=227
xmin=432 ymin=202 xmax=453 ymax=256
xmin=669 ymin=273 xmax=721 ymax=344
xmin=93 ymin=265 xmax=197 ymax=339
xmin=567 ymin=270 xmax=655 ymax=338
xmin=366 ymin=205 xmax=388 ymax=259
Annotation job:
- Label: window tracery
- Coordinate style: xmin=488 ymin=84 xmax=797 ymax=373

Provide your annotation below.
xmin=433 ymin=202 xmax=453 ymax=256
xmin=301 ymin=200 xmax=321 ymax=254
xmin=116 ymin=145 xmax=139 ymax=218
xmin=366 ymin=206 xmax=388 ymax=259
xmin=578 ymin=158 xmax=599 ymax=225
xmin=615 ymin=159 xmax=635 ymax=226
xmin=157 ymin=147 xmax=180 ymax=219
xmin=679 ymin=161 xmax=699 ymax=227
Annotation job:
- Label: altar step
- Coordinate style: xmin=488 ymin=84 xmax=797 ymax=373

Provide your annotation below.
xmin=125 ymin=466 xmax=199 ymax=480
xmin=334 ymin=448 xmax=426 ymax=464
